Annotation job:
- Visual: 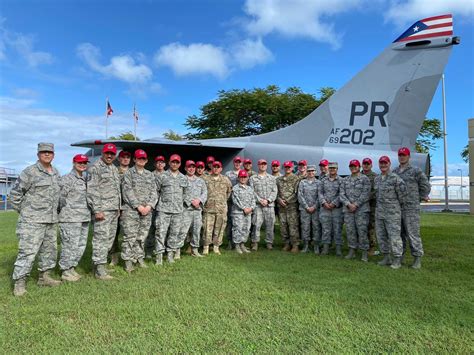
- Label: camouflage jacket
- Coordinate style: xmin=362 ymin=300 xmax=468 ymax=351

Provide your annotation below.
xmin=118 ymin=166 xmax=129 ymax=181
xmin=58 ymin=170 xmax=91 ymax=222
xmin=318 ymin=175 xmax=342 ymax=208
xmin=276 ymin=174 xmax=300 ymax=209
xmin=318 ymin=172 xmax=328 ymax=181
xmin=86 ymin=158 xmax=121 ymax=213
xmin=186 ymin=175 xmax=208 ymax=211
xmin=156 ymin=170 xmax=190 ymax=213
xmin=393 ymin=164 xmax=430 ymax=211
xmin=339 ymin=174 xmax=371 ymax=213
xmin=297 ymin=178 xmax=320 ymax=211
xmin=249 ymin=173 xmax=278 ymax=207
xmin=122 ymin=166 xmax=158 ymax=211
xmin=374 ymin=172 xmax=407 ymax=216
xmin=225 ymin=169 xmax=240 ymax=187
xmin=231 ymin=183 xmax=257 ymax=214
xmin=10 ymin=161 xmax=61 ymax=223
xmin=362 ymin=170 xmax=378 ymax=206
xmin=203 ymin=174 xmax=232 ymax=213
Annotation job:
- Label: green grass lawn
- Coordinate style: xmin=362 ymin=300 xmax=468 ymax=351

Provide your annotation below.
xmin=1 ymin=211 xmax=473 ymax=353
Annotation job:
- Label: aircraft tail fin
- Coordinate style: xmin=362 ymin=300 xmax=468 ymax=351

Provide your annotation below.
xmin=251 ymin=14 xmax=458 ymax=151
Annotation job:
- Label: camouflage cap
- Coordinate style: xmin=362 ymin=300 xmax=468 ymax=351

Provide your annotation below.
xmin=307 ymin=165 xmax=316 ymax=171
xmin=38 ymin=142 xmax=54 ymax=152
xmin=328 ymin=162 xmax=338 ymax=168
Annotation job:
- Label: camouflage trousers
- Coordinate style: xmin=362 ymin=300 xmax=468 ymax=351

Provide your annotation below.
xmin=279 ymin=206 xmax=300 ymax=245
xmin=59 ymin=222 xmax=89 ymax=270
xmin=251 ymin=205 xmax=275 ymax=244
xmin=401 ymin=209 xmax=424 ymax=257
xmin=320 ymin=207 xmax=343 ymax=246
xmin=344 ymin=210 xmax=370 ymax=251
xmin=203 ymin=212 xmax=227 ymax=246
xmin=12 ymin=222 xmax=57 ymax=281
xmin=121 ymin=209 xmax=153 ymax=262
xmin=300 ymin=209 xmax=320 ymax=244
xmin=375 ymin=215 xmax=402 ymax=257
xmin=155 ymin=212 xmax=182 ymax=254
xmin=232 ymin=213 xmax=252 ymax=244
xmin=144 ymin=209 xmax=158 ymax=255
xmin=179 ymin=209 xmax=203 ymax=248
xmin=92 ymin=210 xmax=119 ymax=266
xmin=368 ymin=204 xmax=377 ymax=249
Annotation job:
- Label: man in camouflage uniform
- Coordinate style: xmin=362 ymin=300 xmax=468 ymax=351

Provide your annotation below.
xmin=243 ymin=159 xmax=257 ymax=178
xmin=179 ymin=160 xmax=207 ymax=257
xmin=250 ymin=159 xmax=277 ymax=250
xmin=202 ymin=161 xmax=232 ymax=255
xmin=10 ymin=142 xmax=61 ymax=296
xmin=318 ymin=159 xmax=329 ymax=181
xmin=145 ymin=155 xmax=166 ymax=259
xmin=393 ymin=147 xmax=431 ymax=269
xmin=225 ymin=156 xmax=243 ymax=249
xmin=297 ymin=165 xmax=321 ymax=254
xmin=121 ymin=150 xmax=158 ymax=273
xmin=361 ymin=157 xmax=379 ymax=256
xmin=375 ymin=155 xmax=407 ymax=269
xmin=271 ymin=160 xmax=282 ymax=178
xmin=277 ymin=161 xmax=300 ymax=253
xmin=87 ymin=143 xmax=121 ymax=280
xmin=155 ymin=154 xmax=190 ymax=264
xmin=318 ymin=162 xmax=343 ymax=256
xmin=232 ymin=170 xmax=256 ymax=254
xmin=205 ymin=156 xmax=215 ymax=176
xmin=109 ymin=150 xmax=131 ymax=266
xmin=296 ymin=160 xmax=308 ymax=179
xmin=195 ymin=161 xmax=206 ymax=178
xmin=58 ymin=154 xmax=91 ymax=282
xmin=340 ymin=160 xmax=371 ymax=262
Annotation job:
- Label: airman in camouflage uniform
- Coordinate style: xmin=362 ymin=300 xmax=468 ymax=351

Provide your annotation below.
xmin=271 ymin=160 xmax=282 ymax=178
xmin=202 ymin=161 xmax=232 ymax=255
xmin=374 ymin=155 xmax=407 ymax=269
xmin=277 ymin=161 xmax=300 ymax=253
xmin=340 ymin=160 xmax=371 ymax=261
xmin=195 ymin=161 xmax=206 ymax=178
xmin=232 ymin=170 xmax=256 ymax=254
xmin=121 ymin=150 xmax=158 ymax=272
xmin=109 ymin=150 xmax=131 ymax=266
xmin=205 ymin=156 xmax=215 ymax=176
xmin=10 ymin=143 xmax=62 ymax=296
xmin=318 ymin=159 xmax=329 ymax=181
xmin=87 ymin=143 xmax=121 ymax=280
xmin=155 ymin=154 xmax=190 ymax=264
xmin=58 ymin=154 xmax=91 ymax=282
xmin=249 ymin=159 xmax=277 ymax=250
xmin=362 ymin=157 xmax=379 ymax=256
xmin=225 ymin=156 xmax=243 ymax=249
xmin=318 ymin=162 xmax=343 ymax=256
xmin=393 ymin=147 xmax=431 ymax=269
xmin=296 ymin=160 xmax=308 ymax=180
xmin=179 ymin=160 xmax=207 ymax=257
xmin=145 ymin=155 xmax=166 ymax=259
xmin=243 ymin=159 xmax=257 ymax=178
xmin=297 ymin=165 xmax=321 ymax=254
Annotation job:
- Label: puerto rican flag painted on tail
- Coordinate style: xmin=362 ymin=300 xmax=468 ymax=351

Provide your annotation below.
xmin=394 ymin=14 xmax=453 ymax=43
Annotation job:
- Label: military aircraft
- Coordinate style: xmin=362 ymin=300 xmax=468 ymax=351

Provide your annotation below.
xmin=73 ymin=14 xmax=459 ymax=175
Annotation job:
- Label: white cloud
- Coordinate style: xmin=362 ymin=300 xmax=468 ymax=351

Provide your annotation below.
xmin=0 ymin=96 xmax=164 ymax=174
xmin=0 ymin=19 xmax=54 ymax=67
xmin=431 ymin=162 xmax=469 ymax=177
xmin=76 ymin=43 xmax=153 ymax=84
xmin=231 ymin=38 xmax=274 ymax=69
xmin=154 ymin=42 xmax=229 ymax=79
xmin=242 ymin=0 xmax=364 ymax=49
xmin=385 ymin=0 xmax=474 ymax=27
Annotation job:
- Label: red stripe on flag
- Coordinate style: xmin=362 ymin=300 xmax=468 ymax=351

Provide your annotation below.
xmin=428 ymin=22 xmax=453 ymax=30
xmin=421 ymin=14 xmax=452 ymax=22
xmin=398 ymin=30 xmax=453 ymax=42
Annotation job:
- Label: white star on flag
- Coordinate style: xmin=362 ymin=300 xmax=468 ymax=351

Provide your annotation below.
xmin=413 ymin=26 xmax=419 ymax=32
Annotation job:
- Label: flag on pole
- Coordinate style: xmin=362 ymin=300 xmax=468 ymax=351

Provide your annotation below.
xmin=106 ymin=99 xmax=114 ymax=116
xmin=133 ymin=104 xmax=139 ymax=122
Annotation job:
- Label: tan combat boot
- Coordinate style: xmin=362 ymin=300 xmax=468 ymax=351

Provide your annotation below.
xmin=241 ymin=243 xmax=251 ymax=253
xmin=109 ymin=252 xmax=120 ymax=266
xmin=38 ymin=270 xmax=61 ymax=287
xmin=235 ymin=244 xmax=243 ymax=254
xmin=185 ymin=245 xmax=192 ymax=255
xmin=95 ymin=264 xmax=114 ymax=280
xmin=191 ymin=248 xmax=204 ymax=257
xmin=266 ymin=243 xmax=273 ymax=250
xmin=251 ymin=242 xmax=258 ymax=251
xmin=290 ymin=245 xmax=300 ymax=254
xmin=282 ymin=243 xmax=291 ymax=252
xmin=124 ymin=260 xmax=135 ymax=274
xmin=202 ymin=246 xmax=209 ymax=255
xmin=213 ymin=245 xmax=221 ymax=255
xmin=61 ymin=268 xmax=80 ymax=282
xmin=137 ymin=258 xmax=148 ymax=268
xmin=13 ymin=278 xmax=27 ymax=297
xmin=70 ymin=268 xmax=82 ymax=280
xmin=174 ymin=249 xmax=181 ymax=260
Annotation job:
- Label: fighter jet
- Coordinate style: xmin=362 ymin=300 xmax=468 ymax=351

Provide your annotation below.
xmin=73 ymin=14 xmax=459 ymax=175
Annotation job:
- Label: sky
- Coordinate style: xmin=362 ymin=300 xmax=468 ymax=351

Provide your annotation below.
xmin=0 ymin=0 xmax=473 ymax=176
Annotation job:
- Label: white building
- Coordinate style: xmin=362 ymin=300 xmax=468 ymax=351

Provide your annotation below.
xmin=430 ymin=176 xmax=470 ymax=201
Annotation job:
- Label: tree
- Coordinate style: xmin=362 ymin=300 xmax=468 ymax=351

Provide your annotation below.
xmin=163 ymin=130 xmax=183 ymax=141
xmin=415 ymin=118 xmax=442 ymax=153
xmin=461 ymin=144 xmax=469 ymax=163
xmin=109 ymin=131 xmax=139 ymax=141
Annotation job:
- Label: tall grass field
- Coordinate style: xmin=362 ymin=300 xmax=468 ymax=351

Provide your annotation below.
xmin=1 ymin=211 xmax=473 ymax=353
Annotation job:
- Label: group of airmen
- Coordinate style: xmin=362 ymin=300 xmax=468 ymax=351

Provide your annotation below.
xmin=9 ymin=142 xmax=431 ymax=296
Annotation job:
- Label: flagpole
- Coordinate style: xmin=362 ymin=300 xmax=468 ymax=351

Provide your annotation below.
xmin=441 ymin=74 xmax=451 ymax=212
xmin=134 ymin=104 xmax=137 ymax=141
xmin=105 ymin=97 xmax=108 ymax=139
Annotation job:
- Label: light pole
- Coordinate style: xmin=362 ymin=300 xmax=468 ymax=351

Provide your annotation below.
xmin=458 ymin=169 xmax=463 ymax=201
